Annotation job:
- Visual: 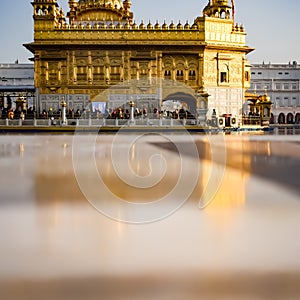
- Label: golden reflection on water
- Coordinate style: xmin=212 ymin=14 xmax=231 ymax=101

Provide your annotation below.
xmin=32 ymin=135 xmax=273 ymax=209
xmin=199 ymin=138 xmax=250 ymax=213
xmin=32 ymin=134 xmax=299 ymax=216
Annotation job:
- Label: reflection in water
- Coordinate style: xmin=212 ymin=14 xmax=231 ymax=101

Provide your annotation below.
xmin=0 ymin=134 xmax=300 ymax=300
xmin=96 ymin=137 xmax=182 ymax=202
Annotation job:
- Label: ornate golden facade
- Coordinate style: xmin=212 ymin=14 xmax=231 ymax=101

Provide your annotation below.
xmin=24 ymin=0 xmax=253 ymax=120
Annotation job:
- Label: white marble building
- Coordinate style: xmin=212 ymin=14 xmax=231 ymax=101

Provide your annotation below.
xmin=248 ymin=61 xmax=300 ymax=124
xmin=0 ymin=62 xmax=35 ymax=108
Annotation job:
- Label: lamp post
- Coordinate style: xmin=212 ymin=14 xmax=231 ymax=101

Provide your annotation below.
xmin=61 ymin=98 xmax=67 ymax=126
xmin=129 ymin=100 xmax=135 ymax=123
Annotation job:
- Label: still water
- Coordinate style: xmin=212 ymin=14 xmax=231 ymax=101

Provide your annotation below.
xmin=0 ymin=132 xmax=300 ymax=299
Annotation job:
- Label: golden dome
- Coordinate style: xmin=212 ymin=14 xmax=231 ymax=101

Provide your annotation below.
xmin=69 ymin=0 xmax=133 ymax=22
xmin=78 ymin=0 xmax=123 ymax=10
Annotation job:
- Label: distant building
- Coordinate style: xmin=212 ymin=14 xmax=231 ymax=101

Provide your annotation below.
xmin=248 ymin=62 xmax=300 ymax=124
xmin=24 ymin=0 xmax=253 ymax=122
xmin=0 ymin=62 xmax=35 ymax=109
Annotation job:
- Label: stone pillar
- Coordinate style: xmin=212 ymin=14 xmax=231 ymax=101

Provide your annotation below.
xmin=157 ymin=52 xmax=163 ymax=78
xmin=136 ymin=62 xmax=140 ymax=81
xmin=130 ymin=100 xmax=135 ymax=123
xmin=105 ymin=51 xmax=110 ymax=84
xmin=88 ymin=113 xmax=92 ymax=126
xmin=61 ymin=98 xmax=67 ymax=126
xmin=72 ymin=51 xmax=77 ymax=83
xmin=58 ymin=62 xmax=62 ymax=84
xmin=88 ymin=51 xmax=92 ymax=83
xmin=45 ymin=62 xmax=49 ymax=84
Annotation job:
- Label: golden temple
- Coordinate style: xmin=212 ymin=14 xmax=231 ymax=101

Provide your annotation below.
xmin=24 ymin=0 xmax=253 ymax=121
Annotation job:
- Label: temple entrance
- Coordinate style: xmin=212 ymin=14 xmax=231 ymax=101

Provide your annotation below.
xmin=163 ymin=92 xmax=197 ymax=118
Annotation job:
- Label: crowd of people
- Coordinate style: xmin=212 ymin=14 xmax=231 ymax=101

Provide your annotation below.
xmin=105 ymin=106 xmax=196 ymax=120
xmin=0 ymin=105 xmax=197 ymax=121
xmin=0 ymin=106 xmax=36 ymax=120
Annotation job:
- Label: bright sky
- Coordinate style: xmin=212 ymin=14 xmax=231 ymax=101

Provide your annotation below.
xmin=0 ymin=0 xmax=299 ymax=64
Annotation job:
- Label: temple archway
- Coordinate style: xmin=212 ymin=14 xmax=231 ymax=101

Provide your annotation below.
xmin=295 ymin=113 xmax=300 ymax=124
xmin=163 ymin=92 xmax=197 ymax=116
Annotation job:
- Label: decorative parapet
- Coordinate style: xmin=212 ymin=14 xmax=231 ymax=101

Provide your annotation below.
xmin=33 ymin=28 xmax=206 ymax=45
xmin=54 ymin=20 xmax=200 ymax=31
xmin=31 ymin=18 xmax=246 ymax=47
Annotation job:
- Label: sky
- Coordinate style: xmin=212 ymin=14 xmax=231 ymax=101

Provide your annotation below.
xmin=0 ymin=0 xmax=299 ymax=64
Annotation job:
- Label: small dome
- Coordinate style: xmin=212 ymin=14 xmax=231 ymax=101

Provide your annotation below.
xmin=169 ymin=21 xmax=175 ymax=30
xmin=184 ymin=21 xmax=190 ymax=30
xmin=177 ymin=21 xmax=183 ymax=30
xmin=124 ymin=21 xmax=130 ymax=29
xmin=154 ymin=21 xmax=161 ymax=30
xmin=93 ymin=22 xmax=100 ymax=29
xmin=109 ymin=22 xmax=115 ymax=29
xmin=147 ymin=21 xmax=153 ymax=30
xmin=162 ymin=21 xmax=168 ymax=30
xmin=116 ymin=22 xmax=123 ymax=29
xmin=139 ymin=21 xmax=145 ymax=30
xmin=191 ymin=23 xmax=198 ymax=30
xmin=132 ymin=21 xmax=138 ymax=29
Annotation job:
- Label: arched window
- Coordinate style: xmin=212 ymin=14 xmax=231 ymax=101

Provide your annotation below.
xmin=77 ymin=66 xmax=87 ymax=81
xmin=35 ymin=6 xmax=41 ymax=15
xmin=93 ymin=66 xmax=105 ymax=81
xmin=110 ymin=66 xmax=121 ymax=81
xmin=278 ymin=113 xmax=286 ymax=124
xmin=220 ymin=10 xmax=226 ymax=19
xmin=287 ymin=113 xmax=294 ymax=124
xmin=176 ymin=70 xmax=184 ymax=81
xmin=189 ymin=70 xmax=196 ymax=81
xmin=164 ymin=70 xmax=171 ymax=79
